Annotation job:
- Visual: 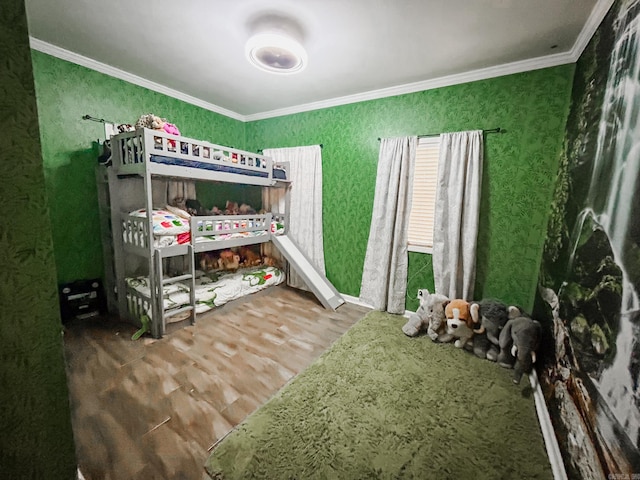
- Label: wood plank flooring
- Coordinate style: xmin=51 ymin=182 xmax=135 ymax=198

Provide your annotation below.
xmin=63 ymin=285 xmax=370 ymax=480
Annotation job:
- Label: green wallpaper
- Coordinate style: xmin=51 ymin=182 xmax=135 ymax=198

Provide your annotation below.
xmin=30 ymin=51 xmax=246 ymax=284
xmin=246 ymin=66 xmax=574 ymax=312
xmin=30 ymin=51 xmax=573 ymax=314
xmin=0 ymin=1 xmax=76 ymax=478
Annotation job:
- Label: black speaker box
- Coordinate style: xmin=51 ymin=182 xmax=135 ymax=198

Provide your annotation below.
xmin=59 ymin=279 xmax=106 ymax=321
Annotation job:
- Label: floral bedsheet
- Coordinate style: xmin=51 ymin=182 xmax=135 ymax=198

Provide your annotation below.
xmin=126 ymin=266 xmax=284 ymax=315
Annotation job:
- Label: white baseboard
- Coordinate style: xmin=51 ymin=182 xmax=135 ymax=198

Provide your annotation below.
xmin=339 ymin=293 xmax=413 ymax=318
xmin=529 ymin=369 xmax=568 ymax=480
xmin=340 ymin=293 xmax=373 ymax=310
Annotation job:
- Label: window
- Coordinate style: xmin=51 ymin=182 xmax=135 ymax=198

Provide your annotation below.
xmin=408 ymin=136 xmax=440 ymax=253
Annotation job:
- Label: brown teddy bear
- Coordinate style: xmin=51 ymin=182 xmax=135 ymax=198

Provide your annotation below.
xmin=262 ymin=256 xmax=278 ymax=267
xmin=238 ymin=246 xmax=262 ymax=267
xmin=199 ymin=252 xmax=219 ymax=272
xmin=217 ymin=249 xmax=240 ymax=271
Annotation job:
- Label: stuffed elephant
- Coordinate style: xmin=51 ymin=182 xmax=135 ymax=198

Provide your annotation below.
xmin=471 ymin=301 xmax=523 ymax=361
xmin=402 ymin=289 xmax=449 ymax=340
xmin=497 ymin=315 xmax=542 ymax=384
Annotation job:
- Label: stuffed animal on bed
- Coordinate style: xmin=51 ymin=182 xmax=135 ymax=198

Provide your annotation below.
xmin=185 ymin=198 xmax=210 ymax=216
xmin=224 ymin=201 xmax=239 ymax=215
xmin=162 ymin=122 xmax=180 ymax=136
xmin=444 ymin=299 xmax=473 ymax=348
xmin=262 ymin=256 xmax=278 ymax=267
xmin=117 ymin=123 xmax=135 ymax=133
xmin=200 ymin=252 xmax=219 ymax=272
xmin=218 ymin=249 xmax=241 ymax=271
xmin=135 ymin=114 xmax=180 ymax=135
xmin=238 ymin=246 xmax=262 ymax=267
xmin=134 ymin=113 xmax=180 ymax=151
xmin=238 ymin=203 xmax=257 ymax=215
xmin=208 ymin=202 xmax=258 ymax=216
xmin=135 ymin=113 xmax=164 ymax=130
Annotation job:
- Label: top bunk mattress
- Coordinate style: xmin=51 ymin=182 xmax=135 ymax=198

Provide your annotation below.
xmin=150 ymin=154 xmax=268 ymax=177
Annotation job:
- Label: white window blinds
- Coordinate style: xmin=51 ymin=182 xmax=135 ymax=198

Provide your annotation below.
xmin=408 ymin=136 xmax=440 ymax=253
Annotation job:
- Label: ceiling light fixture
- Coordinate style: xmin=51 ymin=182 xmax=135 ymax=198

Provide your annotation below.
xmin=245 ymin=31 xmax=308 ymax=74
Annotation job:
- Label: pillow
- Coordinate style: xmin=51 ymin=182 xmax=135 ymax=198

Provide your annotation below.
xmin=129 ymin=208 xmax=190 ymax=235
xmin=165 ymin=204 xmax=191 ymax=219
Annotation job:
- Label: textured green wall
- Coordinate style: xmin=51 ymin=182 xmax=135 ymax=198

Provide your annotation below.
xmin=246 ymin=66 xmax=574 ymax=312
xmin=0 ymin=1 xmax=76 ymax=478
xmin=31 ymin=51 xmax=246 ymax=284
xmin=30 ymin=51 xmax=573 ymax=313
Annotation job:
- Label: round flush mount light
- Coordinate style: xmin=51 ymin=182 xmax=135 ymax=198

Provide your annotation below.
xmin=245 ymin=32 xmax=308 ymax=74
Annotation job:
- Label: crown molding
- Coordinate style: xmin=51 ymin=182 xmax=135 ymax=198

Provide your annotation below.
xmin=245 ymin=50 xmax=574 ymax=121
xmin=241 ymin=0 xmax=614 ymax=122
xmin=29 ymin=37 xmax=245 ymax=122
xmin=570 ymin=0 xmax=615 ymax=61
xmin=30 ymin=0 xmax=612 ymax=123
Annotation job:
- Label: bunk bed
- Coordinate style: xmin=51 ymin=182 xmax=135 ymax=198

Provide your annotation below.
xmin=97 ymin=127 xmax=291 ymax=338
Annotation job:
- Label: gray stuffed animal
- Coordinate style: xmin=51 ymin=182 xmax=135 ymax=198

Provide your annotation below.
xmin=470 ymin=301 xmax=521 ymax=361
xmin=497 ymin=314 xmax=542 ymax=384
xmin=402 ymin=289 xmax=449 ymax=341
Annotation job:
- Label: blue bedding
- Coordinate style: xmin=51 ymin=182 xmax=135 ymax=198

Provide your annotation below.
xmin=150 ymin=155 xmax=269 ymax=178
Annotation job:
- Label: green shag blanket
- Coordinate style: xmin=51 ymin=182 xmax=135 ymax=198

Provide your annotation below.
xmin=205 ymin=311 xmax=552 ymax=479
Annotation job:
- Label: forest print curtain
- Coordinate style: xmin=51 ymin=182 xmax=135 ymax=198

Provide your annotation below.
xmin=538 ymin=0 xmax=640 ymax=477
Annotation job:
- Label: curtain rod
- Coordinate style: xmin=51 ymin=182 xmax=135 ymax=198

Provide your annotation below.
xmin=257 ymin=144 xmax=323 ymax=154
xmin=420 ymin=127 xmax=502 ymax=138
xmin=378 ymin=127 xmax=503 ymax=141
xmin=82 ymin=114 xmax=117 ymax=124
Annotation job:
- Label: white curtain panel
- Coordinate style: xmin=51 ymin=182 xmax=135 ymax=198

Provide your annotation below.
xmin=263 ymin=145 xmax=325 ymax=291
xmin=433 ymin=130 xmax=483 ymax=301
xmin=360 ymin=136 xmax=417 ymax=314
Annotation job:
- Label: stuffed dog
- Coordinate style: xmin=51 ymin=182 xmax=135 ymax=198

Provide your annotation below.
xmin=217 ymin=249 xmax=241 ymax=271
xmin=444 ymin=299 xmax=473 ymax=348
xmin=238 ymin=246 xmax=262 ymax=267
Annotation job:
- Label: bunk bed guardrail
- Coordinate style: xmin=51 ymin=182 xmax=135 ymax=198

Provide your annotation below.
xmin=126 ymin=286 xmax=153 ymax=324
xmin=120 ymin=213 xmax=190 ymax=258
xmin=122 ymin=214 xmax=150 ymax=249
xmin=192 ymin=214 xmax=272 ymax=239
xmin=111 ymin=128 xmax=274 ymax=182
xmin=190 ymin=212 xmax=288 ymax=252
xmin=120 ymin=210 xmax=288 ymax=259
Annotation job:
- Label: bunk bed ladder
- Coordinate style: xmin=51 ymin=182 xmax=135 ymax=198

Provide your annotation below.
xmin=153 ymin=245 xmax=197 ymax=337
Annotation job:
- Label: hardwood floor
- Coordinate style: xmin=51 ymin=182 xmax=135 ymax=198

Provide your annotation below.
xmin=63 ymin=285 xmax=370 ymax=480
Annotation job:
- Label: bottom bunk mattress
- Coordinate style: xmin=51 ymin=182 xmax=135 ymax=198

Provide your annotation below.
xmin=125 ymin=265 xmax=285 ymax=321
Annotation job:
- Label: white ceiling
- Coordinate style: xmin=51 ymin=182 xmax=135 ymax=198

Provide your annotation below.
xmin=24 ymin=0 xmax=612 ymax=121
